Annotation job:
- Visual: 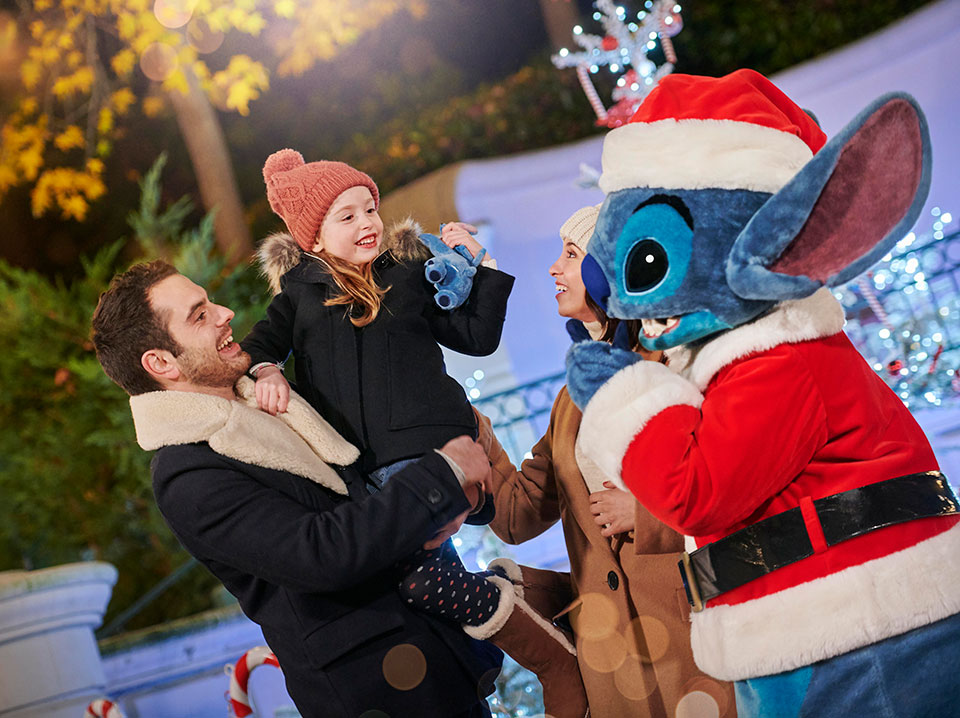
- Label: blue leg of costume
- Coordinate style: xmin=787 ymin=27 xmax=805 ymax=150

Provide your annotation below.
xmin=736 ymin=611 xmax=960 ymax=718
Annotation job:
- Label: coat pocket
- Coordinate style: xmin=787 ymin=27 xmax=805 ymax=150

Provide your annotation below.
xmin=385 ymin=329 xmax=475 ymax=430
xmin=302 ymin=609 xmax=405 ymax=669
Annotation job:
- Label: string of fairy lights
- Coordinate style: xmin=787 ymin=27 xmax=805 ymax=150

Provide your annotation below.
xmin=839 ymin=208 xmax=960 ymax=409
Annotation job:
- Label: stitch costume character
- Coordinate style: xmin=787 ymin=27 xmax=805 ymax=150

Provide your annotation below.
xmin=565 ymin=69 xmax=960 ymax=716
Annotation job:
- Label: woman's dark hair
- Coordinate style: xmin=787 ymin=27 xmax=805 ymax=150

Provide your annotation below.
xmin=584 ymin=291 xmax=644 ymax=350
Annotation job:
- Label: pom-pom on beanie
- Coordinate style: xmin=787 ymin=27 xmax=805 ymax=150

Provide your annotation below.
xmin=262 ymin=149 xmax=379 ymax=251
xmin=559 ymin=204 xmax=601 ymax=250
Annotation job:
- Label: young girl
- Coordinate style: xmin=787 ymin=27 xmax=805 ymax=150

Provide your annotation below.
xmin=242 ymin=149 xmax=587 ymax=717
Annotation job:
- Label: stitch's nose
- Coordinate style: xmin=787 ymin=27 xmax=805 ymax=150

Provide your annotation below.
xmin=581 ymin=253 xmax=610 ymax=310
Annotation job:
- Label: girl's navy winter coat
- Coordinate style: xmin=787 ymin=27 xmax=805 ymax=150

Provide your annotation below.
xmin=242 ymin=247 xmax=515 ymax=472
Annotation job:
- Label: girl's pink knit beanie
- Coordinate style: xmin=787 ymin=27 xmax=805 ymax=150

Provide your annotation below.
xmin=262 ymin=148 xmax=379 ymax=251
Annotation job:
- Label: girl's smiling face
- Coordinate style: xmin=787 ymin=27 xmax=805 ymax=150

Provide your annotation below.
xmin=549 ymin=241 xmax=596 ymax=323
xmin=313 ymin=186 xmax=383 ymax=266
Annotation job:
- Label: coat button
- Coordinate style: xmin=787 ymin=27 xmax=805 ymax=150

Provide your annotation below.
xmin=607 ymin=571 xmax=619 ymax=591
xmin=427 ymin=488 xmax=442 ymax=504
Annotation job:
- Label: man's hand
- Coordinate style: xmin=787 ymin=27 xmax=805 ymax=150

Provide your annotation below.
xmin=254 ymin=366 xmax=290 ymax=416
xmin=589 ymin=481 xmax=637 ymax=538
xmin=438 ymin=435 xmax=491 ymax=489
xmin=423 ymin=508 xmax=470 ymax=550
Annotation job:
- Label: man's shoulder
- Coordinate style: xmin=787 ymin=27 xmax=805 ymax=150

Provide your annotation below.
xmin=150 ymin=442 xmax=269 ymax=489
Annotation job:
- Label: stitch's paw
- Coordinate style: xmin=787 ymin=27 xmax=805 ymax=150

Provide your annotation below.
xmin=565 ymin=339 xmax=641 ymax=410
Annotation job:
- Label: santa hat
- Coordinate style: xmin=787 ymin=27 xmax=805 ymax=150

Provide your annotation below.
xmin=599 ymin=69 xmax=827 ymax=195
xmin=263 ymin=149 xmax=379 ymax=251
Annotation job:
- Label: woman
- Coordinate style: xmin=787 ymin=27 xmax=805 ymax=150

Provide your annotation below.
xmin=478 ymin=205 xmax=736 ymax=718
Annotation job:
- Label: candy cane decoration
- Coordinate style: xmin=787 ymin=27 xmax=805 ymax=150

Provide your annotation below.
xmin=576 ymin=64 xmax=608 ymax=123
xmin=226 ymin=645 xmax=281 ymax=717
xmin=84 ymin=698 xmax=125 ymax=718
xmin=857 ymin=274 xmax=895 ymax=332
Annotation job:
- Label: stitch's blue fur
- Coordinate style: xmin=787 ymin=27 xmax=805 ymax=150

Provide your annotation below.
xmin=565 ymin=339 xmax=642 ymax=411
xmin=568 ymin=88 xmax=932 ymax=404
xmin=583 ymin=93 xmax=931 ymax=353
xmin=728 ymin=92 xmax=933 ymax=300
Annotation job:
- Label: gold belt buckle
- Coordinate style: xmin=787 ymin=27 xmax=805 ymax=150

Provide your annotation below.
xmin=679 ymin=551 xmax=704 ymax=613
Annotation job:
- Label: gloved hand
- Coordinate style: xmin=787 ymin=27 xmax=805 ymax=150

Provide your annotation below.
xmin=565 ymin=322 xmax=642 ymax=410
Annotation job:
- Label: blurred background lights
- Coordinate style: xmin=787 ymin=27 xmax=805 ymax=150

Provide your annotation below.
xmin=187 ymin=17 xmax=224 ymax=54
xmin=140 ymin=42 xmax=178 ymax=82
xmin=153 ymin=0 xmax=194 ymax=29
xmin=381 ymin=643 xmax=426 ymax=691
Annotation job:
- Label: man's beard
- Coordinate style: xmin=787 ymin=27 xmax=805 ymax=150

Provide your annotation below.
xmin=177 ymin=345 xmax=251 ymax=389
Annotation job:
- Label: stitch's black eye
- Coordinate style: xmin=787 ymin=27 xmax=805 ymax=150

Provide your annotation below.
xmin=625 ymin=239 xmax=668 ymax=293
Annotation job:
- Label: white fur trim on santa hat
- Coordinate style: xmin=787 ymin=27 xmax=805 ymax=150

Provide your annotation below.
xmin=690 ymin=520 xmax=960 ymax=681
xmin=599 ymin=118 xmax=813 ymax=195
xmin=576 ymin=360 xmax=703 ymax=488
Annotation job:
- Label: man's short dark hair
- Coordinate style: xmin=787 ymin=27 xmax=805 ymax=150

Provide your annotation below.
xmin=92 ymin=260 xmax=182 ymax=395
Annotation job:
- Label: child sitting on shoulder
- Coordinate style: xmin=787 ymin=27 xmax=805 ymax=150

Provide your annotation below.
xmin=241 ymin=149 xmax=587 ymax=717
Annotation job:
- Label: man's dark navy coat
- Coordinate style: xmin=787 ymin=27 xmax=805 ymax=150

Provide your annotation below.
xmin=132 ymin=385 xmax=501 ymax=718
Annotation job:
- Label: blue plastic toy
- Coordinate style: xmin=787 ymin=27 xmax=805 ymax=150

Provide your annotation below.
xmin=418 ymin=230 xmax=486 ymax=310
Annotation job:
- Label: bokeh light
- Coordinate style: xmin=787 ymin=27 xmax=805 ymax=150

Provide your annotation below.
xmin=187 ymin=17 xmax=224 ymax=54
xmin=381 ymin=643 xmax=426 ymax=691
xmin=675 ymin=690 xmax=720 ymax=718
xmin=154 ymin=0 xmax=195 ymax=29
xmin=678 ymin=676 xmax=731 ymax=717
xmin=629 ymin=615 xmax=670 ymax=662
xmin=140 ymin=42 xmax=178 ymax=82
xmin=568 ymin=592 xmax=618 ymax=640
xmin=580 ymin=631 xmax=628 ymax=673
xmin=613 ymin=654 xmax=659 ymax=700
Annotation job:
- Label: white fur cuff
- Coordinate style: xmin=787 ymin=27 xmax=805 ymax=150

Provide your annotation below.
xmin=463 ymin=575 xmax=516 ymax=640
xmin=577 ymin=361 xmax=703 ymax=489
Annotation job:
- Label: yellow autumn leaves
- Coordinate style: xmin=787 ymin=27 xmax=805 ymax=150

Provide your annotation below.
xmin=2 ymin=0 xmax=423 ymax=222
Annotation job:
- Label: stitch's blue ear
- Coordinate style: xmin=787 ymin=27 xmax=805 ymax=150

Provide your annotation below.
xmin=727 ymin=93 xmax=931 ymax=301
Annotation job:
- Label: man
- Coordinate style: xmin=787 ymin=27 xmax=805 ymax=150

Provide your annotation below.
xmin=92 ymin=260 xmax=502 ymax=718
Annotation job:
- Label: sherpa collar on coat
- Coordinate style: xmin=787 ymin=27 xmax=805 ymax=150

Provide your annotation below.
xmin=129 ymin=377 xmax=359 ymax=495
xmin=256 ymin=217 xmax=430 ymax=296
xmin=664 ymin=287 xmax=846 ymax=390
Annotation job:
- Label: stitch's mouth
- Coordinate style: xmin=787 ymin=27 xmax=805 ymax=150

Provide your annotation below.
xmin=640 ymin=317 xmax=680 ymax=339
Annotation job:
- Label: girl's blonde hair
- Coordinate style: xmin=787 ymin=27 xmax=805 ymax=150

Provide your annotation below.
xmin=318 ymin=250 xmax=387 ymax=327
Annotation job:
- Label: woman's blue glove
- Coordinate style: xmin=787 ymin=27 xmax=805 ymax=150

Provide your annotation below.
xmin=565 ymin=321 xmax=642 ymax=410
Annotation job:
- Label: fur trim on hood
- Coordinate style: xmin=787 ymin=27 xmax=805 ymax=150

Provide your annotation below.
xmin=129 ymin=377 xmax=359 ymax=495
xmin=257 ymin=217 xmax=431 ymax=295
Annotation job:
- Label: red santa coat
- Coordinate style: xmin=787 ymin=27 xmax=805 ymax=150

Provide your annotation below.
xmin=576 ymin=289 xmax=960 ymax=681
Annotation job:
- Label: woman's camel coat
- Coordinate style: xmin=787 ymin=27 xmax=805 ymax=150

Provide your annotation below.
xmin=479 ymin=388 xmax=735 ymax=718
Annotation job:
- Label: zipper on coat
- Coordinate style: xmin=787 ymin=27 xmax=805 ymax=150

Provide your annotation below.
xmin=354 ymin=323 xmax=371 ymax=455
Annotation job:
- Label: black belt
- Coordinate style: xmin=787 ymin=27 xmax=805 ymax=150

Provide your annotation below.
xmin=678 ymin=471 xmax=958 ymax=612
